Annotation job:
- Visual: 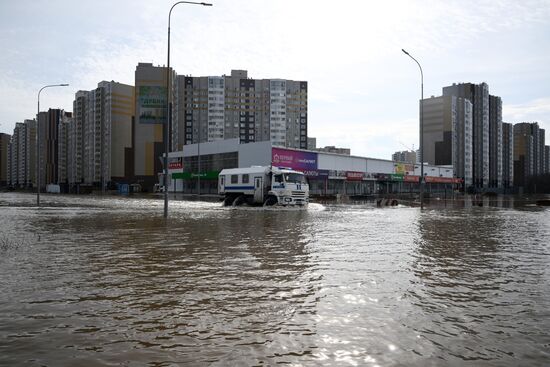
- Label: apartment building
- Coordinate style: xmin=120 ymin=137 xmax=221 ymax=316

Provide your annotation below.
xmin=421 ymin=95 xmax=473 ymax=187
xmin=443 ymin=83 xmax=489 ymax=188
xmin=134 ymin=63 xmax=175 ymax=190
xmin=513 ymin=122 xmax=541 ymax=187
xmin=501 ymin=122 xmax=514 ymax=188
xmin=177 ymin=69 xmax=308 ymax=150
xmin=392 ymin=150 xmax=416 ymax=164
xmin=6 ymin=119 xmax=36 ymax=189
xmin=0 ymin=133 xmax=10 ymax=186
xmin=68 ymin=81 xmax=134 ymax=190
xmin=489 ymin=95 xmax=503 ymax=188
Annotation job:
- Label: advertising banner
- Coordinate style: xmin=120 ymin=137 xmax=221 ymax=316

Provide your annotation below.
xmin=272 ymin=148 xmax=317 ymax=171
xmin=395 ymin=163 xmax=415 ymax=175
xmin=138 ymin=86 xmax=167 ymax=124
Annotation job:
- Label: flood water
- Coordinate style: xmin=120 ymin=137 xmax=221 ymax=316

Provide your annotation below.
xmin=1 ymin=192 xmax=549 ymax=366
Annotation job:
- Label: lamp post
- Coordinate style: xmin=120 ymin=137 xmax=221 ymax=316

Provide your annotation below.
xmin=37 ymin=83 xmax=69 ymax=207
xmin=165 ymin=1 xmax=212 ymax=218
xmin=402 ymin=49 xmax=424 ymax=209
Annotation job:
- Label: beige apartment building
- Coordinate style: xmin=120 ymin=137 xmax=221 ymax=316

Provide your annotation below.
xmin=134 ymin=63 xmax=175 ymax=190
xmin=68 ymin=81 xmax=134 ymax=191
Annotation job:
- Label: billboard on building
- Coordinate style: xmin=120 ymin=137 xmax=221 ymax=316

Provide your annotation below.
xmin=138 ymin=86 xmax=167 ymax=124
xmin=272 ymin=148 xmax=317 ymax=171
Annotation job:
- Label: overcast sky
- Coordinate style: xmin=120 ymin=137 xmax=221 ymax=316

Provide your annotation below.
xmin=1 ymin=0 xmax=549 ymax=159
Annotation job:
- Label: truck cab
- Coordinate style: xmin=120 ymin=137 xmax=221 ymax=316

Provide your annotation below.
xmin=269 ymin=167 xmax=309 ymax=206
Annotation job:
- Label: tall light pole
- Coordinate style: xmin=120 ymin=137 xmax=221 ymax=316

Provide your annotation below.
xmin=37 ymin=83 xmax=69 ymax=207
xmin=165 ymin=1 xmax=212 ymax=218
xmin=402 ymin=49 xmax=424 ymax=209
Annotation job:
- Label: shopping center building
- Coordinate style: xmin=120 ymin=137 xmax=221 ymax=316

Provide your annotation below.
xmin=163 ymin=139 xmax=460 ymax=196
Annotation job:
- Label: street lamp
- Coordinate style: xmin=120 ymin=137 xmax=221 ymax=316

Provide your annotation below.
xmin=165 ymin=1 xmax=212 ymax=218
xmin=402 ymin=48 xmax=424 ymax=209
xmin=37 ymin=83 xmax=69 ymax=207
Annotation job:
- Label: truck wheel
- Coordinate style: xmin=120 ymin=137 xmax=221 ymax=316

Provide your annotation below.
xmin=222 ymin=196 xmax=233 ymax=206
xmin=232 ymin=195 xmax=246 ymax=206
xmin=264 ymin=196 xmax=277 ymax=206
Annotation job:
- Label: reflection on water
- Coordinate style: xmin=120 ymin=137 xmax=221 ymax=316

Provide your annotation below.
xmin=0 ymin=193 xmax=549 ymax=366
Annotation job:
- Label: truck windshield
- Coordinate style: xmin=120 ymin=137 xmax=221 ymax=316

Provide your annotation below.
xmin=284 ymin=173 xmax=306 ymax=184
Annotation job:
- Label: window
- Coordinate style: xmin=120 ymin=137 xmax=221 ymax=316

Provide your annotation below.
xmin=242 ymin=174 xmax=249 ymax=184
xmin=274 ymin=174 xmax=283 ymax=183
xmin=231 ymin=175 xmax=238 ymax=184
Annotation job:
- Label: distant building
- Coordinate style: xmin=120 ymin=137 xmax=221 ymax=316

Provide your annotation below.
xmin=489 ymin=95 xmax=503 ymax=188
xmin=502 ymin=122 xmax=514 ymax=188
xmin=421 ymin=95 xmax=473 ymax=187
xmin=0 ymin=133 xmax=11 ymax=186
xmin=545 ymin=145 xmax=550 ymax=174
xmin=513 ymin=122 xmax=544 ymax=187
xmin=537 ymin=128 xmax=546 ymax=175
xmin=307 ymin=137 xmax=317 ymax=150
xmin=36 ymin=109 xmax=71 ymax=190
xmin=443 ymin=82 xmax=489 ymax=188
xmin=7 ymin=119 xmax=36 ymax=189
xmin=392 ymin=150 xmax=416 ymax=164
xmin=68 ymin=81 xmax=135 ymax=191
xmin=316 ymin=146 xmax=351 ymax=155
xmin=177 ymin=69 xmax=308 ymax=150
xmin=57 ymin=112 xmax=72 ymax=188
xmin=134 ymin=63 xmax=175 ymax=190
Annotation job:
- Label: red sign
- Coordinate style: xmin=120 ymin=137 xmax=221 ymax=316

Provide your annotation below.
xmin=168 ymin=157 xmax=183 ymax=170
xmin=404 ymin=175 xmax=420 ymax=183
xmin=346 ymin=171 xmax=364 ymax=181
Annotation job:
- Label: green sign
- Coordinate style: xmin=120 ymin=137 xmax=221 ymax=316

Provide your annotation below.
xmin=172 ymin=171 xmax=219 ymax=180
xmin=390 ymin=174 xmax=404 ymax=181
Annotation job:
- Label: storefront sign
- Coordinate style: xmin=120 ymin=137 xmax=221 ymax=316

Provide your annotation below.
xmin=346 ymin=171 xmax=364 ymax=181
xmin=404 ymin=175 xmax=420 ymax=183
xmin=168 ymin=157 xmax=183 ymax=170
xmin=390 ymin=174 xmax=404 ymax=181
xmin=303 ymin=169 xmax=329 ymax=179
xmin=272 ymin=148 xmax=317 ymax=171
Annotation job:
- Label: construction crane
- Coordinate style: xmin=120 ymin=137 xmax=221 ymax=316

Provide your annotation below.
xmin=398 ymin=141 xmax=415 ymax=152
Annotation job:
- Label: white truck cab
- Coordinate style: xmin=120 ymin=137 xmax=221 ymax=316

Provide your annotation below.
xmin=219 ymin=166 xmax=309 ymax=206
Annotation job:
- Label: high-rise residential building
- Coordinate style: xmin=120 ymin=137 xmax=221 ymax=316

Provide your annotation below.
xmin=545 ymin=145 xmax=550 ymax=174
xmin=134 ymin=63 xmax=175 ymax=190
xmin=57 ymin=112 xmax=72 ymax=189
xmin=392 ymin=150 xmax=416 ymax=164
xmin=421 ymin=95 xmax=473 ymax=187
xmin=443 ymin=82 xmax=489 ymax=188
xmin=307 ymin=137 xmax=317 ymax=151
xmin=69 ymin=90 xmax=89 ymax=187
xmin=7 ymin=119 xmax=36 ymax=189
xmin=502 ymin=122 xmax=514 ymax=188
xmin=68 ymin=81 xmax=135 ymax=190
xmin=489 ymin=95 xmax=503 ymax=188
xmin=513 ymin=122 xmax=543 ymax=187
xmin=537 ymin=128 xmax=545 ymax=175
xmin=177 ymin=69 xmax=308 ymax=150
xmin=37 ymin=109 xmax=70 ymax=190
xmin=0 ymin=133 xmax=11 ymax=186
